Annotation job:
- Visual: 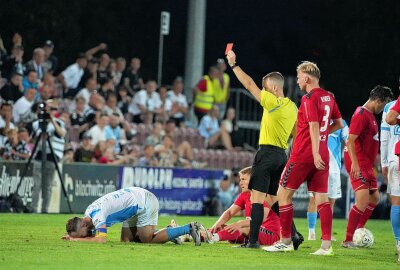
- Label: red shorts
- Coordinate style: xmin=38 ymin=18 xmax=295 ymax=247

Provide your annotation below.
xmin=258 ymin=226 xmax=280 ymax=245
xmin=345 ymin=165 xmax=377 ymax=192
xmin=279 ymin=160 xmax=329 ymax=193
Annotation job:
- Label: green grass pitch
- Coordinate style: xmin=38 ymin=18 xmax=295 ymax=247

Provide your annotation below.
xmin=0 ymin=214 xmax=398 ymax=270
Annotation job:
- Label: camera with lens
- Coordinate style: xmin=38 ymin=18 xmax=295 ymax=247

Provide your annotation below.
xmin=38 ymin=102 xmax=51 ymax=121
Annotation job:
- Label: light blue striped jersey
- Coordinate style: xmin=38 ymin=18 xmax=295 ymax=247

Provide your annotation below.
xmin=328 ymin=120 xmax=348 ymax=170
xmin=84 ymin=187 xmax=148 ymax=229
xmin=381 ymin=101 xmax=400 ymax=166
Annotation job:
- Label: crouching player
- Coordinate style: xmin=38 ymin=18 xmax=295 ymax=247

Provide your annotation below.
xmin=62 ymin=187 xmax=203 ymax=245
xmin=205 ymin=166 xmax=280 ymax=246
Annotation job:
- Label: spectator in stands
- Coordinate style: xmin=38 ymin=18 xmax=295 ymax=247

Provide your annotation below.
xmin=2 ymin=128 xmax=30 ymax=160
xmin=58 ymin=53 xmax=87 ymax=97
xmin=31 ymin=101 xmax=66 ymax=213
xmin=122 ymin=57 xmax=144 ymax=95
xmin=98 ymin=77 xmax=114 ymax=99
xmin=167 ymin=77 xmax=188 ymax=127
xmin=25 ymin=48 xmax=45 ymax=81
xmin=83 ymin=93 xmax=105 ymax=129
xmin=103 ymin=92 xmax=123 ymax=118
xmin=13 ymin=88 xmax=36 ymax=124
xmin=156 ymin=85 xmax=172 ymax=123
xmin=86 ymin=113 xmax=108 ymax=145
xmin=73 ymin=132 xmax=94 ymax=163
xmin=138 ymin=144 xmax=159 ymax=167
xmin=146 ymin=122 xmax=164 ymax=146
xmin=61 ymin=147 xmax=74 ymax=163
xmin=114 ymin=57 xmax=126 ymax=86
xmin=39 ymin=84 xmax=53 ymax=102
xmin=76 ymin=77 xmax=97 ymax=106
xmin=0 ymin=72 xmax=23 ymax=102
xmin=42 ymin=40 xmax=58 ymax=74
xmin=154 ymin=135 xmax=175 ymax=167
xmin=0 ymin=101 xmax=15 ymax=147
xmin=97 ymin=53 xmax=111 ymax=81
xmin=214 ymin=59 xmax=230 ymax=119
xmin=129 ymin=80 xmax=162 ymax=124
xmin=91 ymin=141 xmax=106 ymax=162
xmin=193 ymin=66 xmax=219 ymax=123
xmin=22 ymin=69 xmax=39 ymax=93
xmin=117 ymin=86 xmax=131 ymax=115
xmin=79 ymin=58 xmax=98 ymax=88
xmin=105 ymin=113 xmax=126 ymax=154
xmin=221 ymin=107 xmax=243 ymax=148
xmin=97 ymin=146 xmax=135 ymax=165
xmin=70 ymin=96 xmax=88 ymax=138
xmin=198 ymin=105 xmax=233 ymax=150
xmin=1 ymin=44 xmax=24 ymax=80
xmin=42 ymin=72 xmax=56 ymax=97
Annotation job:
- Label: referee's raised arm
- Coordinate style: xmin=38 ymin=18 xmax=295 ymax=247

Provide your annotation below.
xmin=226 ymin=50 xmax=261 ymax=102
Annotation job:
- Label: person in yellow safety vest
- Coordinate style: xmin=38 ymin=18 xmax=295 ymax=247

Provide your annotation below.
xmin=214 ymin=59 xmax=231 ymax=119
xmin=193 ymin=66 xmax=219 ymax=123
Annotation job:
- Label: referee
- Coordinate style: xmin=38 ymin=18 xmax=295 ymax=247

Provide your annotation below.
xmin=226 ymin=50 xmax=300 ymax=248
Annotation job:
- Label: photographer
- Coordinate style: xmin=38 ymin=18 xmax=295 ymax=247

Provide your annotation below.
xmin=31 ymin=100 xmax=66 ymax=213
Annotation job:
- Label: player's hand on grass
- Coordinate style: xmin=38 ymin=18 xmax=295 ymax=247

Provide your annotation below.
xmin=313 ymin=153 xmax=326 ymax=170
xmin=226 ymin=51 xmax=236 ymax=67
xmin=350 ymin=163 xmax=360 ymax=180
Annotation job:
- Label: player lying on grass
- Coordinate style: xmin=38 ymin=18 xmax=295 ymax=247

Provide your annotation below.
xmin=203 ymin=166 xmax=280 ymax=246
xmin=62 ymin=187 xmax=203 ymax=245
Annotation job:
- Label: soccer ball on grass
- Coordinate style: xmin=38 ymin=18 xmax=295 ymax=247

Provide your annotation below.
xmin=353 ymin=228 xmax=374 ymax=248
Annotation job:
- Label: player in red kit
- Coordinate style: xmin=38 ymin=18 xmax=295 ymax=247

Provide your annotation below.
xmin=204 ymin=166 xmax=281 ymax=246
xmin=342 ymin=85 xmax=393 ymax=248
xmin=265 ymin=61 xmax=343 ymax=256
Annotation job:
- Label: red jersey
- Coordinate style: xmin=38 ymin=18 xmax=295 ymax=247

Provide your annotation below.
xmin=344 ymin=107 xmax=379 ymax=169
xmin=391 ymin=96 xmax=400 ymax=113
xmin=290 ymin=88 xmax=341 ymax=163
xmin=233 ymin=192 xmax=280 ymax=235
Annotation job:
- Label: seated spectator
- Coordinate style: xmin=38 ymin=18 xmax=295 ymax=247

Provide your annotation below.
xmin=79 ymin=58 xmax=99 ymax=89
xmin=42 ymin=40 xmax=58 ymax=74
xmin=0 ymin=72 xmax=23 ymax=102
xmin=154 ymin=136 xmax=175 ymax=167
xmin=198 ymin=105 xmax=233 ymax=150
xmin=117 ymin=86 xmax=131 ymax=115
xmin=2 ymin=128 xmax=30 ymax=160
xmin=73 ymin=133 xmax=93 ymax=163
xmin=22 ymin=69 xmax=39 ymax=94
xmin=138 ymin=144 xmax=158 ymax=167
xmin=105 ymin=113 xmax=126 ymax=154
xmin=97 ymin=77 xmax=114 ymax=98
xmin=1 ymin=44 xmax=24 ymax=80
xmin=156 ymin=85 xmax=172 ymax=124
xmin=61 ymin=147 xmax=74 ymax=163
xmin=97 ymin=146 xmax=135 ymax=165
xmin=91 ymin=141 xmax=106 ymax=162
xmin=146 ymin=122 xmax=164 ymax=146
xmin=58 ymin=53 xmax=87 ymax=97
xmin=128 ymin=80 xmax=162 ymax=124
xmin=41 ymin=73 xmax=56 ymax=97
xmin=221 ymin=107 xmax=243 ymax=148
xmin=25 ymin=48 xmax=45 ymax=81
xmin=167 ymin=77 xmax=188 ymax=127
xmin=86 ymin=113 xmax=108 ymax=145
xmin=76 ymin=77 xmax=97 ymax=106
xmin=97 ymin=53 xmax=111 ymax=81
xmin=70 ymin=96 xmax=89 ymax=138
xmin=114 ymin=57 xmax=126 ymax=86
xmin=104 ymin=92 xmax=123 ymax=119
xmin=13 ymin=88 xmax=36 ymax=124
xmin=39 ymin=84 xmax=53 ymax=102
xmin=0 ymin=102 xmax=16 ymax=147
xmin=82 ymin=93 xmax=105 ymax=130
xmin=122 ymin=57 xmax=144 ymax=94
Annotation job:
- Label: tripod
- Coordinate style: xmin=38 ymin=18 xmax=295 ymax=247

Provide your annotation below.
xmin=15 ymin=117 xmax=72 ymax=213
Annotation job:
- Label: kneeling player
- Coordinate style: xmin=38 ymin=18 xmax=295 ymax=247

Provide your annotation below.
xmin=62 ymin=187 xmax=202 ymax=245
xmin=205 ymin=166 xmax=280 ymax=246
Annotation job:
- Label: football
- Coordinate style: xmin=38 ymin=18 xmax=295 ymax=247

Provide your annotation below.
xmin=353 ymin=228 xmax=374 ymax=248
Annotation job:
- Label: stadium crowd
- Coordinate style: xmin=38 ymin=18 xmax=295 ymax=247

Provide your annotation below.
xmin=0 ymin=33 xmax=253 ymax=169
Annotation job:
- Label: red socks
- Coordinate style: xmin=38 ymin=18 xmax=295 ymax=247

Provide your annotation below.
xmin=345 ymin=205 xmax=364 ymax=242
xmin=317 ymin=202 xmax=332 ymax=241
xmin=357 ymin=203 xmax=376 ymax=229
xmin=217 ymin=229 xmax=242 ymax=242
xmin=279 ymin=203 xmax=294 ymax=239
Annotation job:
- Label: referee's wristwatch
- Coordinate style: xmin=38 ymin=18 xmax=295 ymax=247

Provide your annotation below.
xmin=230 ymin=63 xmax=238 ymax=69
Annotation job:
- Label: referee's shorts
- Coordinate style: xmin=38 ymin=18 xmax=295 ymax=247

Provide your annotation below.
xmin=249 ymin=144 xmax=287 ymax=195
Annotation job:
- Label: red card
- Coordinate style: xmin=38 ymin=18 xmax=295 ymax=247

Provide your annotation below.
xmin=225 ymin=43 xmax=233 ymax=55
